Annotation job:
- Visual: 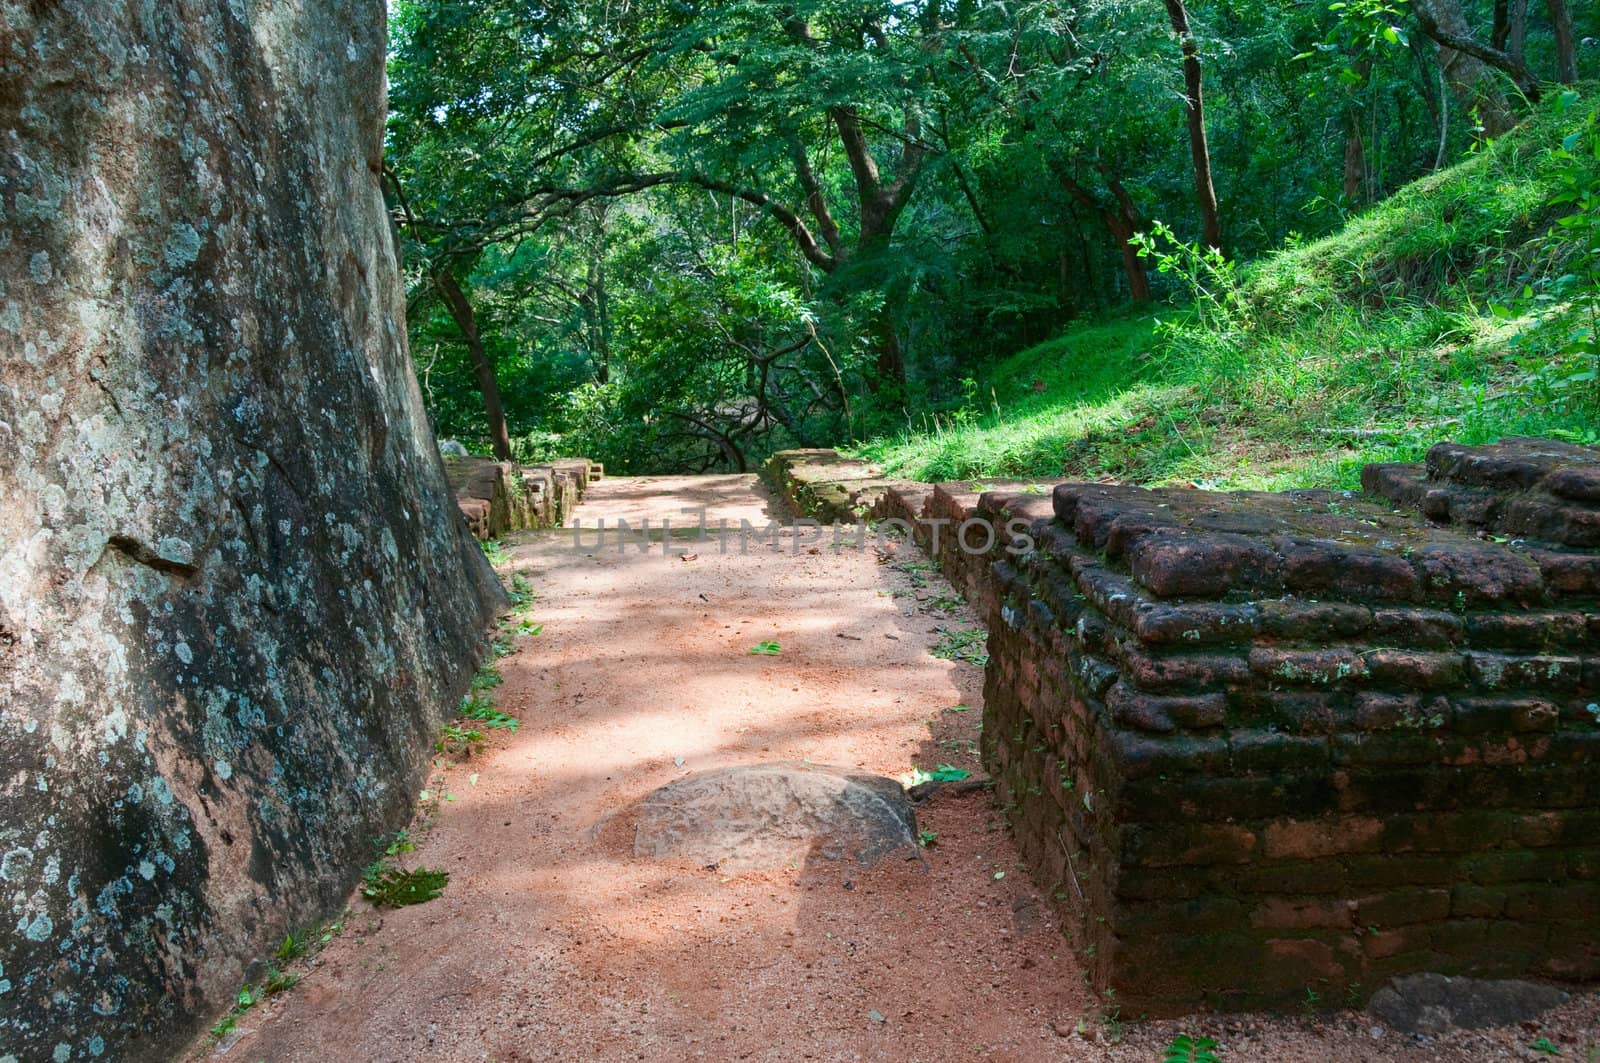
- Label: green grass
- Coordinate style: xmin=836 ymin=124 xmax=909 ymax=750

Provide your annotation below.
xmin=855 ymin=89 xmax=1600 ymax=491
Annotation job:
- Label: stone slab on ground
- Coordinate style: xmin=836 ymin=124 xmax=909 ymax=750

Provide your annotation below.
xmin=1367 ymin=973 xmax=1570 ymax=1033
xmin=634 ymin=762 xmax=920 ymax=871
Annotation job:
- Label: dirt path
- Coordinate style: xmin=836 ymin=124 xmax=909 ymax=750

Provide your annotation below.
xmin=208 ymin=475 xmax=1600 ymax=1063
xmin=217 ymin=474 xmax=1087 ymax=1062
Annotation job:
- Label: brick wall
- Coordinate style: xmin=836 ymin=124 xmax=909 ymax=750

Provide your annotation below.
xmin=765 ymin=440 xmax=1599 ymax=1014
xmin=446 ymin=456 xmax=598 ymax=539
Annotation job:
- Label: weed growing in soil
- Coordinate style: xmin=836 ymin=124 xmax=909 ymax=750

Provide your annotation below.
xmin=436 ymin=724 xmax=485 ymax=756
xmin=749 ymin=640 xmax=782 ymax=655
xmin=361 ymin=866 xmax=450 ymax=908
xmin=931 ymin=627 xmax=989 ymax=666
xmin=1162 ymin=1034 xmax=1222 ymax=1063
xmin=461 ymin=699 xmax=519 ymax=730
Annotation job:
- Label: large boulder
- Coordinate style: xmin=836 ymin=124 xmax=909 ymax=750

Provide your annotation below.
xmin=0 ymin=1 xmax=504 ymax=1058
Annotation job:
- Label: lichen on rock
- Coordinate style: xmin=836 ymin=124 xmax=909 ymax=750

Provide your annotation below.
xmin=0 ymin=1 xmax=504 ymax=1058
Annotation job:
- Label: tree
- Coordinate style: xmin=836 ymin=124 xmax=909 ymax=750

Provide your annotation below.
xmin=1414 ymin=0 xmax=1527 ymax=136
xmin=1162 ymin=0 xmax=1224 ymax=250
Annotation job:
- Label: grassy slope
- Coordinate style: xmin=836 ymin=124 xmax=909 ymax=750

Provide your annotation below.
xmin=856 ymin=91 xmax=1600 ymax=491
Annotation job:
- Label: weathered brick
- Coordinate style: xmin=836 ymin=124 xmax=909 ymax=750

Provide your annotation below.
xmin=1122 ymin=822 xmax=1259 ymax=868
xmin=1332 ymin=733 xmax=1447 ymax=767
xmin=1370 ymin=607 xmax=1464 ymax=648
xmin=1233 ymin=859 xmax=1351 ymax=895
xmin=1249 ymin=896 xmax=1354 ymax=931
xmin=1132 ymin=601 xmax=1260 ymax=646
xmin=1106 ymin=684 xmax=1226 ymax=734
xmin=1104 ymin=730 xmax=1230 ymax=780
xmin=1361 ymin=648 xmax=1465 ymax=689
xmin=1465 ymin=611 xmax=1591 ymax=651
xmin=1229 ymin=730 xmax=1331 ymax=772
xmin=1261 ymin=816 xmax=1386 ymax=860
xmin=1452 ymin=696 xmax=1558 ymax=734
xmin=1247 ymin=647 xmax=1369 ymax=686
xmin=1344 ymin=854 xmax=1459 ymax=888
xmin=1530 ymin=550 xmax=1600 ymax=596
xmin=1417 ymin=544 xmax=1546 ymax=606
xmin=1450 ymin=883 xmax=1508 ymax=918
xmin=1278 ymin=538 xmax=1421 ymax=602
xmin=1121 ymin=647 xmax=1251 ymax=693
xmin=1466 ymin=653 xmax=1585 ymax=692
xmin=1268 ymin=691 xmax=1344 ymax=735
xmin=1465 ymin=850 xmax=1558 ymax=885
xmin=1256 ymin=600 xmax=1372 ymax=640
xmin=1356 ymin=888 xmax=1451 ymax=927
xmin=1128 ymin=532 xmax=1281 ymax=598
xmin=1353 ymin=692 xmax=1424 ymax=731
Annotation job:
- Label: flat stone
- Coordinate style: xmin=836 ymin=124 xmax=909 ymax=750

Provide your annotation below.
xmin=1367 ymin=973 xmax=1569 ymax=1033
xmin=634 ymin=763 xmax=919 ymax=871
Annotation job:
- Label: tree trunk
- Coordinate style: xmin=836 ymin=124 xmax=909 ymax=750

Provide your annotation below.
xmin=435 ymin=272 xmax=514 ymax=461
xmin=1163 ymin=0 xmax=1223 ymax=251
xmin=1343 ymin=117 xmax=1367 ymax=202
xmin=1510 ymin=0 xmax=1528 ymax=61
xmin=1053 ymin=163 xmax=1152 ymax=304
xmin=1546 ymin=0 xmax=1578 ymax=84
xmin=584 ymin=254 xmax=611 ymax=385
xmin=1418 ymin=0 xmax=1519 ymax=136
xmin=1343 ymin=57 xmax=1372 ymax=203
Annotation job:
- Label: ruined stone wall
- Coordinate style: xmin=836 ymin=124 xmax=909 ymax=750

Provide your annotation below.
xmin=768 ymin=440 xmax=1600 ymax=1014
xmin=985 ymin=447 xmax=1599 ymax=1014
xmin=444 ymin=456 xmax=599 ymax=540
xmin=0 ymin=2 xmax=505 ymax=1058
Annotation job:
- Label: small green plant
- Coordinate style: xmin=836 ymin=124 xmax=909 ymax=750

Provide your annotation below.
xmin=490 ymin=635 xmax=515 ymax=658
xmin=946 ymin=704 xmax=972 ymax=712
xmin=1301 ymin=986 xmax=1322 ymax=1013
xmin=362 ymin=866 xmax=450 ymax=907
xmin=481 ymin=539 xmax=508 ymax=563
xmin=515 ymin=620 xmax=544 ymax=637
xmin=1531 ymin=1038 xmax=1563 ymax=1056
xmin=931 ymin=627 xmax=989 ymax=666
xmin=436 ymin=724 xmax=485 ymax=755
xmin=209 ymin=1014 xmax=238 ymax=1039
xmin=1162 ymin=1034 xmax=1222 ymax=1063
xmin=1131 ymin=220 xmax=1254 ymax=336
xmin=927 ymin=594 xmax=962 ymax=613
xmin=917 ymin=829 xmax=939 ymax=848
xmin=264 ymin=967 xmax=299 ymax=994
xmin=902 ymin=763 xmax=972 ymax=787
xmin=382 ymin=829 xmax=416 ymax=858
xmin=506 ymin=572 xmax=534 ymax=607
xmin=749 ymin=640 xmax=782 ymax=655
xmin=461 ymin=701 xmax=519 ymax=730
xmin=470 ymin=663 xmax=503 ymax=691
xmin=275 ymin=931 xmax=306 ymax=962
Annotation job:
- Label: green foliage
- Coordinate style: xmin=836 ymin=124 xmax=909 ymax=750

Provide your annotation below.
xmin=275 ymin=931 xmax=306 ymax=962
xmin=856 ymin=93 xmax=1600 ymax=491
xmin=749 ymin=640 xmax=782 ymax=656
xmin=1162 ymin=1034 xmax=1223 ymax=1063
xmin=460 ymin=701 xmax=520 ymax=731
xmin=436 ymin=724 xmax=485 ymax=755
xmin=930 ymin=628 xmax=989 ymax=666
xmin=361 ymin=867 xmax=450 ymax=908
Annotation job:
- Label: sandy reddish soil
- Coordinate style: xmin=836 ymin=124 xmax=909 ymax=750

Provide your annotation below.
xmin=200 ymin=475 xmax=1599 ymax=1063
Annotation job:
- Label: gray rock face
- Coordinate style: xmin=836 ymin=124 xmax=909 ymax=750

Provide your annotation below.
xmin=1368 ymin=973 xmax=1570 ymax=1033
xmin=634 ymin=763 xmax=920 ymax=871
xmin=0 ymin=2 xmax=504 ymax=1058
